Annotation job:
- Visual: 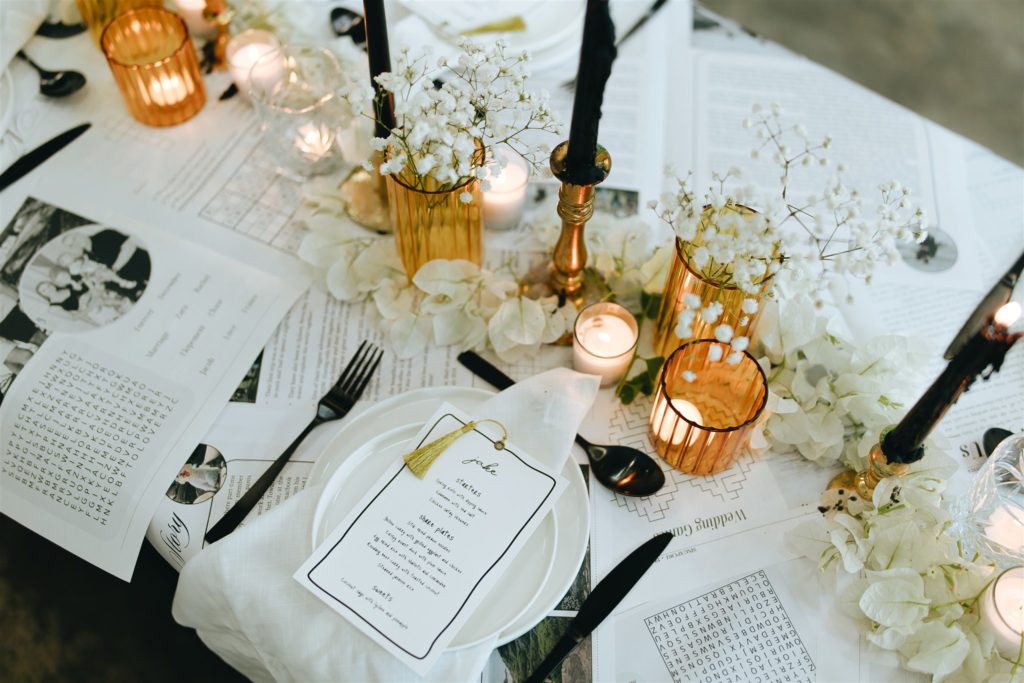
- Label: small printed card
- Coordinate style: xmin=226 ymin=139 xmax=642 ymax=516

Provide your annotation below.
xmin=294 ymin=403 xmax=566 ymax=676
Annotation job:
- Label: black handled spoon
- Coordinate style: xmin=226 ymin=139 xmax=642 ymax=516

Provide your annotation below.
xmin=17 ymin=51 xmax=86 ymax=99
xmin=457 ymin=351 xmax=666 ymax=497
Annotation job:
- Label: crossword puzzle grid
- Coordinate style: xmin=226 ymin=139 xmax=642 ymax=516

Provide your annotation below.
xmin=607 ymin=398 xmax=753 ymax=522
xmin=199 ymin=143 xmax=304 ymax=249
xmin=644 ymin=571 xmax=815 ymax=683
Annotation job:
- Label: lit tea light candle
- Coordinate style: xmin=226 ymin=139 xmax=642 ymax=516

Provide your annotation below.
xmin=149 ymin=73 xmax=189 ymax=106
xmin=172 ymin=0 xmax=214 ymax=38
xmin=226 ymin=30 xmax=283 ymax=96
xmin=572 ymin=302 xmax=638 ymax=386
xmin=652 ymin=397 xmax=708 ymax=446
xmin=295 ymin=123 xmax=334 ymax=162
xmin=980 ymin=566 xmax=1024 ymax=659
xmin=483 ymin=149 xmax=530 ymax=231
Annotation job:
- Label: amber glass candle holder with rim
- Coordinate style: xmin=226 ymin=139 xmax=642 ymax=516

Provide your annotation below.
xmin=101 ymin=7 xmax=206 ymax=127
xmin=649 ymin=339 xmax=768 ymax=476
xmin=386 ymin=153 xmax=484 ymax=279
xmin=652 ymin=204 xmax=775 ymax=358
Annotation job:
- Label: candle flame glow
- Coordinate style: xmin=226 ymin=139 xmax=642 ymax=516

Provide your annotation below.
xmin=994 ymin=301 xmax=1022 ymax=327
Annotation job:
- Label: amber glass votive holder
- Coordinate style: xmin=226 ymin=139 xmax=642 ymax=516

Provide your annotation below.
xmin=101 ymin=7 xmax=206 ymax=127
xmin=649 ymin=340 xmax=768 ymax=476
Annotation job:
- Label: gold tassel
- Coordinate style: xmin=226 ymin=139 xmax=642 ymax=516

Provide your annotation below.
xmin=404 ymin=418 xmax=508 ymax=479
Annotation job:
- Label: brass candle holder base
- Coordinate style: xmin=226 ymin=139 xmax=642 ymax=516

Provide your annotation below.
xmin=203 ymin=3 xmax=233 ymax=71
xmin=827 ymin=442 xmax=910 ymax=500
xmin=339 ymin=150 xmax=391 ymax=234
xmin=520 ymin=141 xmax=611 ymax=308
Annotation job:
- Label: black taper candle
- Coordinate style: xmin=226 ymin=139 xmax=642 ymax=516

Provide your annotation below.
xmin=882 ymin=308 xmax=1020 ymax=463
xmin=363 ymin=0 xmax=396 ymax=140
xmin=563 ymin=0 xmax=616 ymax=185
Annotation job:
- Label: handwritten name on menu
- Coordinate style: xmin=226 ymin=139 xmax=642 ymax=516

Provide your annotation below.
xmin=295 ymin=405 xmax=565 ymax=676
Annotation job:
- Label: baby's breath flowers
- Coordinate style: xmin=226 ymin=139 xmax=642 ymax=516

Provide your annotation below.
xmin=648 ymin=103 xmax=928 ymax=380
xmin=358 ymin=40 xmax=562 ymax=200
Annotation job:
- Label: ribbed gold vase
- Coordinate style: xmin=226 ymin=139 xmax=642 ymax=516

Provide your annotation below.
xmin=386 ymin=174 xmax=483 ymax=279
xmin=652 ymin=205 xmax=773 ymax=357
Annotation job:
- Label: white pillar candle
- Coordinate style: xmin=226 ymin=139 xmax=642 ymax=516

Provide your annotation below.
xmin=172 ymin=0 xmax=214 ymax=38
xmin=483 ymin=149 xmax=530 ymax=231
xmin=572 ymin=303 xmax=638 ymax=386
xmin=226 ymin=30 xmax=283 ymax=97
xmin=980 ymin=566 xmax=1024 ymax=659
xmin=652 ymin=397 xmax=707 ymax=446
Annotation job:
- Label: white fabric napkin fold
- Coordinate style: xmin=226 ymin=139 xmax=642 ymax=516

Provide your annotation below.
xmin=0 ymin=0 xmax=48 ymax=73
xmin=172 ymin=368 xmax=600 ymax=682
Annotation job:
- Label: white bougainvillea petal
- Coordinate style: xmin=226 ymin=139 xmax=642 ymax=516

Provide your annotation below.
xmin=325 ymin=256 xmax=361 ymax=301
xmin=388 ymin=314 xmax=430 ymax=358
xmin=489 ymin=297 xmax=546 ymax=346
xmin=904 ymin=622 xmax=970 ymax=676
xmin=858 ymin=579 xmax=929 ymax=627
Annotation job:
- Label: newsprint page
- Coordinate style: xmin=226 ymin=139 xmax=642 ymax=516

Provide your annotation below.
xmin=0 ymin=186 xmax=308 ymax=580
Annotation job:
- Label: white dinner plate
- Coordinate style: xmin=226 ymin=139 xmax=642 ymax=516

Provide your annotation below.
xmin=308 ymin=386 xmax=590 ymax=646
xmin=312 ymin=423 xmax=557 ymax=649
xmin=0 ymin=69 xmax=14 ymax=140
xmin=400 ymin=1 xmax=584 ymax=54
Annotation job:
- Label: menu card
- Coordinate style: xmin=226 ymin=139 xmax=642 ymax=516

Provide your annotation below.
xmin=294 ymin=404 xmax=566 ymax=676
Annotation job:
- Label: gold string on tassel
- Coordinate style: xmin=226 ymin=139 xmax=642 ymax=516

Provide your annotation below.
xmin=404 ymin=418 xmax=508 ymax=479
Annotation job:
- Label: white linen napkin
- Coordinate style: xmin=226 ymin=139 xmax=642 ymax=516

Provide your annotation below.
xmin=172 ymin=368 xmax=600 ymax=682
xmin=0 ymin=0 xmax=48 ymax=72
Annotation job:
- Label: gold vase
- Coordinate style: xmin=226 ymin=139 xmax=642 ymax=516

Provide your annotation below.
xmin=652 ymin=205 xmax=772 ymax=358
xmin=386 ymin=174 xmax=483 ymax=279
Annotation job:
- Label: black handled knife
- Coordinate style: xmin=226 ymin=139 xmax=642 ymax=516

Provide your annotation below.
xmin=943 ymin=250 xmax=1024 ymax=360
xmin=524 ymin=532 xmax=674 ymax=683
xmin=0 ymin=123 xmax=91 ymax=193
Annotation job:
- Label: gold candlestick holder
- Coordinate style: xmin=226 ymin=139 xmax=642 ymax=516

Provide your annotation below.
xmin=827 ymin=442 xmax=910 ymax=499
xmin=339 ymin=149 xmax=392 ymax=234
xmin=521 ymin=141 xmax=611 ymax=307
xmin=203 ymin=0 xmax=232 ymax=71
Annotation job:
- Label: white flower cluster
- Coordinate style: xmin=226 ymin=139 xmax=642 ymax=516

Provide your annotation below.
xmin=790 ymin=455 xmax=1019 ymax=680
xmin=361 ymin=40 xmax=561 ymax=197
xmin=749 ymin=295 xmax=929 ymax=469
xmin=653 ymin=104 xmax=927 ymax=306
xmin=296 ymin=182 xmax=586 ymax=362
xmin=649 ymin=171 xmax=782 ymax=296
xmin=672 ymin=293 xmax=757 ymax=368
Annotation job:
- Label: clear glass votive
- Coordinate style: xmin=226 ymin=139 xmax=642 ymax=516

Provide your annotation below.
xmin=649 ymin=340 xmax=768 ymax=476
xmin=956 ymin=434 xmax=1024 ymax=568
xmin=248 ymin=45 xmax=349 ymax=178
xmin=572 ymin=302 xmax=639 ymax=387
xmin=482 ymin=148 xmax=530 ymax=231
xmin=101 ymin=7 xmax=206 ymax=127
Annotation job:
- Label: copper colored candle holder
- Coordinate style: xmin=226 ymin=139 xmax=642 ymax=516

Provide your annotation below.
xmin=101 ymin=7 xmax=206 ymax=127
xmin=649 ymin=340 xmax=768 ymax=476
xmin=521 ymin=141 xmax=611 ymax=307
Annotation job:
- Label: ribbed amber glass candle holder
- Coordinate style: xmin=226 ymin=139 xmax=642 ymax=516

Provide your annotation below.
xmin=101 ymin=7 xmax=206 ymax=127
xmin=386 ymin=174 xmax=483 ymax=279
xmin=652 ymin=205 xmax=773 ymax=358
xmin=649 ymin=340 xmax=768 ymax=476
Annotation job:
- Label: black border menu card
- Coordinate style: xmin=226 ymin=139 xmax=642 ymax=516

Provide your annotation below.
xmin=294 ymin=403 xmax=566 ymax=675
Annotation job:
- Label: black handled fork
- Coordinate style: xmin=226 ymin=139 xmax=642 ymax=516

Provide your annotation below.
xmin=205 ymin=341 xmax=383 ymax=544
